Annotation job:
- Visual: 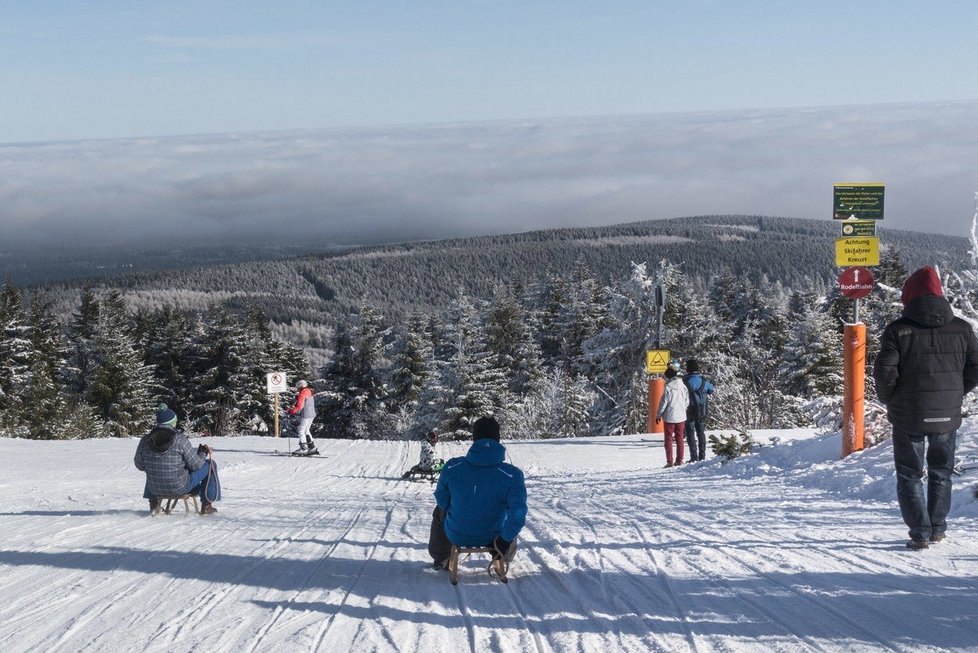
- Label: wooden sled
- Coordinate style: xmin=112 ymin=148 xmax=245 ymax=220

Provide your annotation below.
xmin=448 ymin=544 xmax=509 ymax=585
xmin=152 ymin=494 xmax=200 ymax=516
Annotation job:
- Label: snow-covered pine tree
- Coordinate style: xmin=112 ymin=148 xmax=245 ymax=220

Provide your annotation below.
xmin=19 ymin=295 xmax=86 ymax=439
xmin=0 ymin=282 xmax=32 ymax=435
xmin=193 ymin=308 xmax=255 ymax=435
xmin=555 ymin=260 xmax=606 ymax=375
xmin=535 ymin=271 xmax=568 ymax=364
xmin=582 ymin=261 xmax=668 ymax=435
xmin=437 ymin=294 xmax=490 ymax=438
xmin=85 ymin=290 xmax=156 ymax=437
xmin=319 ymin=305 xmax=393 ymax=439
xmin=781 ymin=287 xmax=843 ymax=399
xmin=388 ymin=312 xmax=434 ymax=418
xmin=65 ymin=284 xmax=101 ymax=400
xmin=411 ymin=326 xmax=455 ymax=439
xmin=141 ymin=306 xmax=196 ymax=424
xmin=662 ymin=268 xmax=727 ymax=365
xmin=486 ymin=284 xmax=544 ymax=399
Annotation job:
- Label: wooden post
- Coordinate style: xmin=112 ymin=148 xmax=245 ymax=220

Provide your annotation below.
xmin=842 ymin=322 xmax=866 ymax=457
xmin=274 ymin=393 xmax=280 ymax=438
xmin=647 ymin=377 xmax=665 ymax=435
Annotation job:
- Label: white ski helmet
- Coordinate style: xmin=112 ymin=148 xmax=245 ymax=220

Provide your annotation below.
xmin=297 ymin=380 xmax=308 ymax=389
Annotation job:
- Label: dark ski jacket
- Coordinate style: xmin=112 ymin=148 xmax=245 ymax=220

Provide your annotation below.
xmin=134 ymin=426 xmax=207 ymax=497
xmin=685 ymin=373 xmax=715 ymax=421
xmin=434 ymin=438 xmax=527 ymax=546
xmin=873 ymin=294 xmax=978 ymax=434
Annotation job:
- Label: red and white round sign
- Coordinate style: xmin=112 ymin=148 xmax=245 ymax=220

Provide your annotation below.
xmin=838 ymin=266 xmax=875 ymax=299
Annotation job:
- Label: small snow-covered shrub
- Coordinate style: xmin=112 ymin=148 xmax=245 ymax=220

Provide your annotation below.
xmin=709 ymin=430 xmax=757 ymax=460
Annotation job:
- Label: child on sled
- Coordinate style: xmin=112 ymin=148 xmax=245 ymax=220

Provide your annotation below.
xmin=402 ymin=430 xmax=444 ymax=479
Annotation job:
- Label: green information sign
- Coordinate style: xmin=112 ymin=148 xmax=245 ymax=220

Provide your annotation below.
xmin=840 ymin=220 xmax=877 ymax=237
xmin=833 ymin=183 xmax=885 ymax=220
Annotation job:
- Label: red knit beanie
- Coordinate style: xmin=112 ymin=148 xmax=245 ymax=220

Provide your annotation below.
xmin=901 ymin=267 xmax=943 ymax=305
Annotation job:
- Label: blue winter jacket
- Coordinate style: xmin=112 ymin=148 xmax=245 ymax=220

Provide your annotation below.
xmin=434 ymin=438 xmax=527 ymax=546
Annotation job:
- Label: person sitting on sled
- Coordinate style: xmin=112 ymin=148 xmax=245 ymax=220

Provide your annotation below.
xmin=402 ymin=429 xmax=444 ymax=479
xmin=428 ymin=416 xmax=527 ymax=569
xmin=134 ymin=404 xmax=221 ymax=515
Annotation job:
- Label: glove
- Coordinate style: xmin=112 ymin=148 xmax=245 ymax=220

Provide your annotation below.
xmin=197 ymin=443 xmax=212 ymax=456
xmin=491 ymin=536 xmax=511 ymax=560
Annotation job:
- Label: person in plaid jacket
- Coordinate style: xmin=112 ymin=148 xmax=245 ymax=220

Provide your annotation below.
xmin=134 ymin=405 xmax=221 ymax=515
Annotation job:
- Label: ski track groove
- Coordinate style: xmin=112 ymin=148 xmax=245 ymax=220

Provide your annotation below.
xmin=616 ymin=476 xmax=898 ymax=652
xmin=514 ymin=478 xmax=680 ymax=653
xmin=309 ymin=468 xmax=413 ymax=652
xmin=540 ymin=493 xmax=676 ymax=652
xmin=247 ymin=504 xmax=370 ymax=652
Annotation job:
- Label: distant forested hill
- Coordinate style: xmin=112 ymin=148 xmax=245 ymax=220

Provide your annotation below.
xmin=33 ymin=215 xmax=968 ymax=358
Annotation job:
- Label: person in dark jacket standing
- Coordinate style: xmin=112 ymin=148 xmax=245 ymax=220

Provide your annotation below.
xmin=134 ymin=404 xmax=221 ymax=515
xmin=684 ymin=359 xmax=715 ymax=462
xmin=873 ymin=267 xmax=978 ymax=549
xmin=428 ymin=416 xmax=527 ymax=569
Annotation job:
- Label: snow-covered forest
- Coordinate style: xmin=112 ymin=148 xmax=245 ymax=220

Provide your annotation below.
xmin=3 ymin=230 xmax=964 ymax=444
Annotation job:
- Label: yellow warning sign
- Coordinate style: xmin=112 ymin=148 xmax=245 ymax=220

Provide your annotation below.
xmin=646 ymin=350 xmax=670 ymax=374
xmin=835 ymin=237 xmax=880 ymax=267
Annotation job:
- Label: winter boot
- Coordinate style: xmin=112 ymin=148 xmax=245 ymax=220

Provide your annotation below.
xmin=149 ymin=498 xmax=161 ymax=515
xmin=306 ymin=441 xmax=319 ymax=455
xmin=200 ymin=502 xmax=218 ymax=515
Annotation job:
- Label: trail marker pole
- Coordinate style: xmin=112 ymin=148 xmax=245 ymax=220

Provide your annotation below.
xmin=646 ymin=283 xmax=667 ymax=435
xmin=842 ymin=323 xmax=866 ymax=457
xmin=837 ymin=267 xmax=873 ymax=458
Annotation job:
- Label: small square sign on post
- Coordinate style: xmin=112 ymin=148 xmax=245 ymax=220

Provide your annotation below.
xmin=646 ymin=350 xmax=670 ymax=375
xmin=266 ymin=372 xmax=288 ymax=394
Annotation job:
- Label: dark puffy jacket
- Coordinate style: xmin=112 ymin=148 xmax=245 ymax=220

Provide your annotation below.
xmin=873 ymin=294 xmax=978 ymax=433
xmin=133 ymin=426 xmax=207 ymax=497
xmin=434 ymin=439 xmax=527 ymax=546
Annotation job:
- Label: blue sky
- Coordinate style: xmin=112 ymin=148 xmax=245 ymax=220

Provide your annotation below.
xmin=3 ymin=1 xmax=976 ymax=142
xmin=1 ymin=2 xmax=977 ymax=245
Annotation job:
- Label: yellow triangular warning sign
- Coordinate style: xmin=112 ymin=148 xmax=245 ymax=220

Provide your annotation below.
xmin=646 ymin=350 xmax=670 ymax=374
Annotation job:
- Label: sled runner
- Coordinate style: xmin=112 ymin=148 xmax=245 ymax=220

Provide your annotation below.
xmin=447 ymin=544 xmax=509 ymax=585
xmin=402 ymin=460 xmax=444 ymax=483
xmin=152 ymin=494 xmax=200 ymax=516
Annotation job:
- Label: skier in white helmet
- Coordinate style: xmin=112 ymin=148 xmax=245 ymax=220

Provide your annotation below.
xmin=287 ymin=380 xmax=318 ymax=455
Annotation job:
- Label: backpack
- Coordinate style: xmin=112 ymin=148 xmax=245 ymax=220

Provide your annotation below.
xmin=685 ymin=375 xmax=710 ymax=421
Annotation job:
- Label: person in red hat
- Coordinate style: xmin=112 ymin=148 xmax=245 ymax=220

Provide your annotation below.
xmin=874 ymin=267 xmax=978 ymax=550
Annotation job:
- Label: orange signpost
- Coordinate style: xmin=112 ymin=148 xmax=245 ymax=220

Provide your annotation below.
xmin=647 ymin=377 xmax=665 ymax=435
xmin=842 ymin=323 xmax=866 ymax=457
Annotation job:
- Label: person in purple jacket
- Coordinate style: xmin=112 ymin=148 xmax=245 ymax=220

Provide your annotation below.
xmin=428 ymin=416 xmax=527 ymax=569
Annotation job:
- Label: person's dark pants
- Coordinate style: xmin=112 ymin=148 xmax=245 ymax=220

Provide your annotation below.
xmin=428 ymin=506 xmax=517 ymax=563
xmin=686 ymin=418 xmax=707 ymax=461
xmin=428 ymin=506 xmax=453 ymax=563
xmin=892 ymin=427 xmax=956 ymax=542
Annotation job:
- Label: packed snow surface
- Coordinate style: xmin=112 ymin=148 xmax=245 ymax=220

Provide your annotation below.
xmin=2 ymin=424 xmax=978 ymax=652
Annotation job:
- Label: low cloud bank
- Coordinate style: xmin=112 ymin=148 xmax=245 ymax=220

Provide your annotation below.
xmin=2 ymin=101 xmax=976 ymax=247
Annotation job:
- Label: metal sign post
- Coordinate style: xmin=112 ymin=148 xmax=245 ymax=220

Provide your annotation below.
xmin=648 ymin=284 xmax=667 ymax=435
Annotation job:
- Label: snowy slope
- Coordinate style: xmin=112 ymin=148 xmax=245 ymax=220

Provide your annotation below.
xmin=1 ymin=424 xmax=977 ymax=653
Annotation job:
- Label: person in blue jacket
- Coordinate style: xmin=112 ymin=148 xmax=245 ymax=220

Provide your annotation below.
xmin=428 ymin=416 xmax=527 ymax=569
xmin=684 ymin=359 xmax=716 ymax=462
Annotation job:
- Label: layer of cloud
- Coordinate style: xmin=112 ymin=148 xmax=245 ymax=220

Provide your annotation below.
xmin=2 ymin=101 xmax=977 ymax=248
